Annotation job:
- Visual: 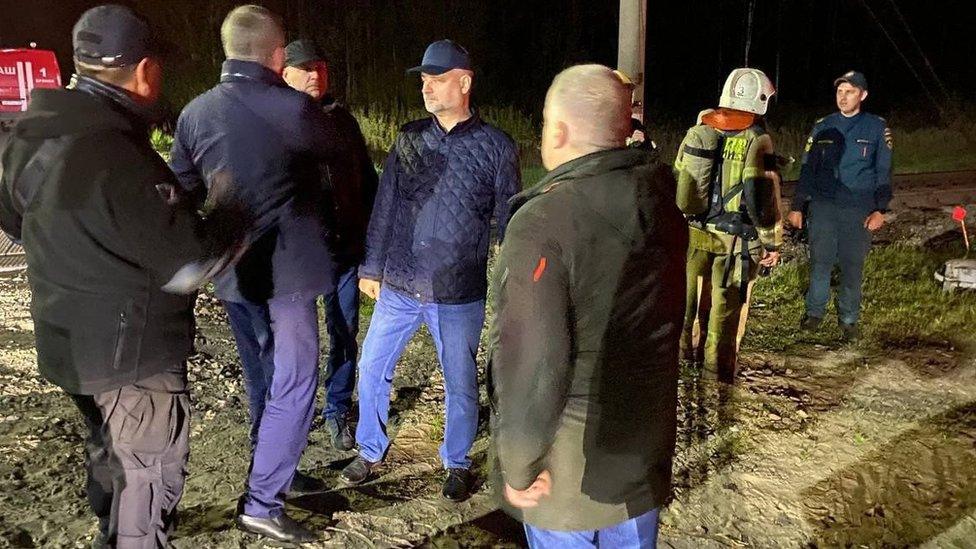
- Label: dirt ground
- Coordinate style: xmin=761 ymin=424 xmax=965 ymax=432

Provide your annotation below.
xmin=3 ymin=217 xmax=976 ymax=548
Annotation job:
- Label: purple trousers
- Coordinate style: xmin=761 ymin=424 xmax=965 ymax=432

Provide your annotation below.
xmin=224 ymin=292 xmax=319 ymax=518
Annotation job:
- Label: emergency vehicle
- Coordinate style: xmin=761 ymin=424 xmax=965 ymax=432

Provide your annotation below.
xmin=1 ymin=47 xmax=62 ymax=272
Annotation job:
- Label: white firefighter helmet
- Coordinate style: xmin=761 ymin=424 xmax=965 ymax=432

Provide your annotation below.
xmin=718 ymin=68 xmax=776 ymax=116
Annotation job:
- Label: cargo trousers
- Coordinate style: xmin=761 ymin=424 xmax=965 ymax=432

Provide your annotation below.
xmin=68 ymin=366 xmax=190 ymax=549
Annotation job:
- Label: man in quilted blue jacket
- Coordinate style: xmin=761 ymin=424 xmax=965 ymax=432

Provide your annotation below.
xmin=341 ymin=39 xmax=520 ymax=501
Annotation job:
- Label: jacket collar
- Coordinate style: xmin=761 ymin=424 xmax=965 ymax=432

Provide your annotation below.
xmin=509 ymin=147 xmax=649 ymax=215
xmin=429 ymin=108 xmax=481 ymax=137
xmin=220 ymin=59 xmax=288 ymax=88
xmin=69 ymin=74 xmax=157 ymax=130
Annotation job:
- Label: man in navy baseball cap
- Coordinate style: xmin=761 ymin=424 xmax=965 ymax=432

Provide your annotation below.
xmin=407 ymin=39 xmax=471 ymax=75
xmin=833 ymin=70 xmax=868 ymax=91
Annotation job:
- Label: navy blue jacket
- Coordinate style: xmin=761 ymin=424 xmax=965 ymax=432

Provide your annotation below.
xmin=792 ymin=111 xmax=893 ymax=212
xmin=361 ymin=112 xmax=520 ymax=304
xmin=170 ymin=60 xmax=338 ymax=303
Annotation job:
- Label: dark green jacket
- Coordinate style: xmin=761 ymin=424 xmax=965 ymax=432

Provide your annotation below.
xmin=0 ymin=86 xmax=220 ymax=394
xmin=488 ymin=147 xmax=688 ymax=531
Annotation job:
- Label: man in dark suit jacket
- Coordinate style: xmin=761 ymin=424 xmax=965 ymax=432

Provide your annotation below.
xmin=169 ymin=5 xmax=337 ymax=544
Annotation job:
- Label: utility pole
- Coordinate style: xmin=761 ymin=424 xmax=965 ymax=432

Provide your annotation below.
xmin=618 ymin=0 xmax=647 ymax=122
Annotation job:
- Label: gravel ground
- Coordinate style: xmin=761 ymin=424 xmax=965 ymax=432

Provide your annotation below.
xmin=3 ymin=222 xmax=976 ymax=547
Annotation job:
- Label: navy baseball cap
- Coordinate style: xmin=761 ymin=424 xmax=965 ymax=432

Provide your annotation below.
xmin=834 ymin=70 xmax=868 ymax=90
xmin=285 ymin=39 xmax=327 ymax=68
xmin=407 ymin=39 xmax=471 ymax=75
xmin=72 ymin=4 xmax=170 ymax=68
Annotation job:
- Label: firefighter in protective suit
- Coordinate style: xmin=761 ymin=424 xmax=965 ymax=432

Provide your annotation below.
xmin=674 ymin=68 xmax=783 ymax=382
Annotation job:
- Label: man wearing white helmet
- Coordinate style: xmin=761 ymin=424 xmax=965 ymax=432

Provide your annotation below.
xmin=673 ymin=68 xmax=783 ymax=382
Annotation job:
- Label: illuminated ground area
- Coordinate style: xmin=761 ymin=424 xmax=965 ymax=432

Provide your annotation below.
xmin=2 ymin=207 xmax=976 ymax=547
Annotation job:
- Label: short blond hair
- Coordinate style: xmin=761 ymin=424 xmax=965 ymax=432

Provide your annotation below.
xmin=545 ymin=64 xmax=633 ymax=151
xmin=220 ymin=5 xmax=284 ymax=64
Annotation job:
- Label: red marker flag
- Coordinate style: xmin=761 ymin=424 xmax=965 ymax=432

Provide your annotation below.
xmin=953 ymin=206 xmax=967 ymax=222
xmin=953 ymin=206 xmax=970 ymax=252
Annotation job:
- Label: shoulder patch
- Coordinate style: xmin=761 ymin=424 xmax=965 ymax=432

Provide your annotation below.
xmin=883 ymin=126 xmax=893 ymax=149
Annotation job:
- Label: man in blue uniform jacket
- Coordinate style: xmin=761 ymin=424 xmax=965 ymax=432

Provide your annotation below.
xmin=788 ymin=71 xmax=893 ymax=341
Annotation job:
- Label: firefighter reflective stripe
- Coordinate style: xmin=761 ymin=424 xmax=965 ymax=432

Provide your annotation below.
xmin=682 ymin=144 xmax=717 ymax=159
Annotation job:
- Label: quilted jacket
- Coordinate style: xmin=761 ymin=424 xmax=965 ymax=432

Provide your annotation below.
xmin=361 ymin=112 xmax=520 ymax=304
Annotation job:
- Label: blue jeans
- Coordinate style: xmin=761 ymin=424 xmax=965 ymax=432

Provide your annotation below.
xmin=355 ymin=287 xmax=485 ymax=469
xmin=322 ymin=265 xmax=359 ymax=421
xmin=804 ymin=201 xmax=873 ymax=325
xmin=223 ymin=293 xmax=320 ymax=518
xmin=524 ymin=508 xmax=659 ymax=548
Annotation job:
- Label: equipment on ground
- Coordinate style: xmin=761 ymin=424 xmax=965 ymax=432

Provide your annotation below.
xmin=935 ymin=259 xmax=976 ymax=292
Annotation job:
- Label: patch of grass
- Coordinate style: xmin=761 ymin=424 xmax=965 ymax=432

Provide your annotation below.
xmin=746 ymin=244 xmax=976 ymax=355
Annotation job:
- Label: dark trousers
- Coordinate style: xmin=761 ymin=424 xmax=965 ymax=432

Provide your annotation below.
xmin=804 ymin=201 xmax=873 ymax=325
xmin=322 ymin=264 xmax=359 ymax=421
xmin=223 ymin=292 xmax=319 ymax=518
xmin=68 ymin=366 xmax=190 ymax=549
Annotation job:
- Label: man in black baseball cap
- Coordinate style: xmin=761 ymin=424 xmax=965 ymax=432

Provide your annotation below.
xmin=0 ymin=4 xmax=248 ymax=547
xmin=71 ymin=4 xmax=171 ymax=101
xmin=281 ymin=38 xmax=379 ymax=457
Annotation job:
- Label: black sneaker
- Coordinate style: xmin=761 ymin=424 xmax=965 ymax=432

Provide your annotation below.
xmin=325 ymin=415 xmax=355 ymax=452
xmin=800 ymin=315 xmax=823 ymax=331
xmin=340 ymin=456 xmax=376 ymax=485
xmin=840 ymin=322 xmax=859 ymax=342
xmin=442 ymin=468 xmax=474 ymax=502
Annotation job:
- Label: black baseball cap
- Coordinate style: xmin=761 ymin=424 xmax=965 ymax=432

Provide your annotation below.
xmin=834 ymin=70 xmax=868 ymax=91
xmin=72 ymin=4 xmax=170 ymax=68
xmin=407 ymin=39 xmax=471 ymax=75
xmin=285 ymin=39 xmax=327 ymax=68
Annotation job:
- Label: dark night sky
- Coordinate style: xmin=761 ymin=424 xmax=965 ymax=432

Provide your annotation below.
xmin=2 ymin=0 xmax=974 ymax=125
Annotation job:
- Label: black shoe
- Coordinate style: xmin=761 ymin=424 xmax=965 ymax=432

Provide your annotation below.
xmin=285 ymin=471 xmax=328 ymax=497
xmin=235 ymin=512 xmax=318 ymax=544
xmin=340 ymin=456 xmax=376 ymax=485
xmin=800 ymin=315 xmax=823 ymax=331
xmin=840 ymin=322 xmax=859 ymax=342
xmin=442 ymin=468 xmax=474 ymax=502
xmin=325 ymin=415 xmax=355 ymax=451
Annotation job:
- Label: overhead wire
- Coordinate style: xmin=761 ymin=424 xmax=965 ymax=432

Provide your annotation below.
xmin=856 ymin=0 xmax=944 ymax=113
xmin=883 ymin=0 xmax=950 ymax=100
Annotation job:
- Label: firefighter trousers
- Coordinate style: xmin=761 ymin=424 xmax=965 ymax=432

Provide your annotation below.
xmin=681 ymin=246 xmax=758 ymax=382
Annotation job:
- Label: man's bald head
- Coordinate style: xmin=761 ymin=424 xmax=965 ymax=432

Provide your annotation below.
xmin=541 ymin=64 xmax=633 ymax=169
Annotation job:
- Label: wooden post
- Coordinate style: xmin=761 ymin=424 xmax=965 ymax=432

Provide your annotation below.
xmin=618 ymin=0 xmax=647 ymax=122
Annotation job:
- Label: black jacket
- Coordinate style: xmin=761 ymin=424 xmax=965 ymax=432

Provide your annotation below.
xmin=489 ymin=147 xmax=688 ymax=531
xmin=0 ymin=81 xmax=222 ymax=394
xmin=317 ymin=97 xmax=378 ymax=265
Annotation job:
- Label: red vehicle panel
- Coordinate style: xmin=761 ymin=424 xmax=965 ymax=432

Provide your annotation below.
xmin=0 ymin=49 xmax=62 ymax=114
